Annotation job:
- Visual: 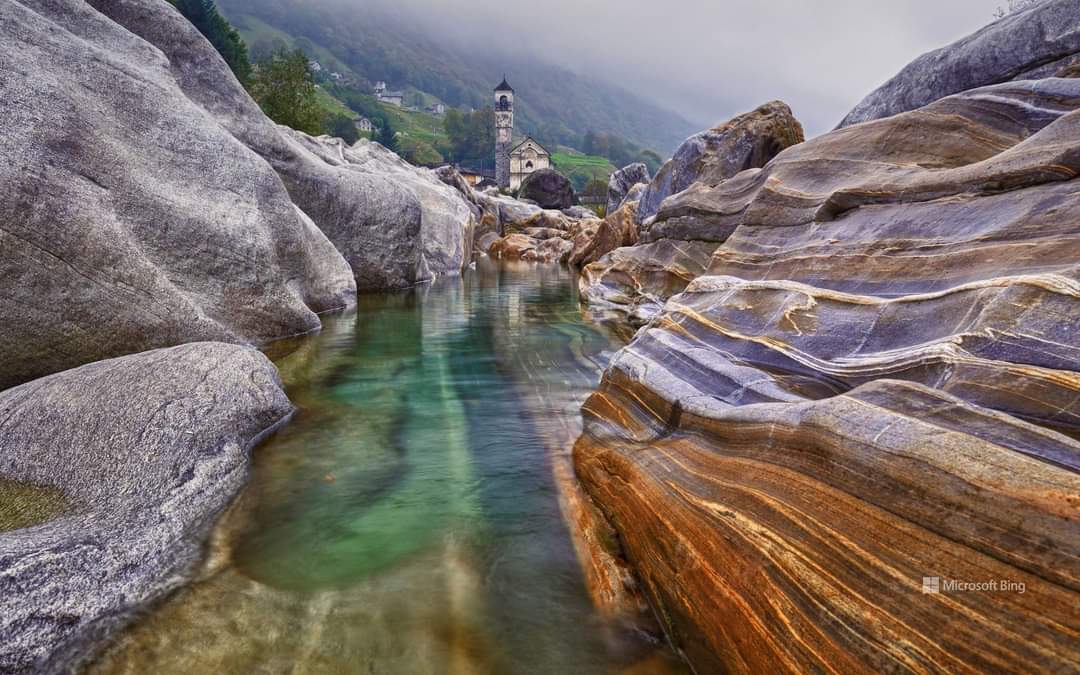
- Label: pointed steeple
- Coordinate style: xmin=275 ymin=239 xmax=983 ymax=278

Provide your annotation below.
xmin=495 ymin=74 xmax=514 ymax=93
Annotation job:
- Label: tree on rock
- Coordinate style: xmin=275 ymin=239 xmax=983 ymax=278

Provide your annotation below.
xmin=325 ymin=113 xmax=360 ymax=144
xmin=173 ymin=0 xmax=251 ymax=84
xmin=249 ymin=49 xmax=323 ymax=136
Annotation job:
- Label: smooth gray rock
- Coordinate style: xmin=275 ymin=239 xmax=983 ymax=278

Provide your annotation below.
xmin=0 ymin=0 xmax=357 ymax=391
xmin=279 ymin=131 xmax=476 ymax=288
xmin=562 ymin=205 xmax=596 ymax=220
xmin=637 ymin=101 xmax=804 ymax=222
xmin=92 ymin=0 xmax=475 ymax=290
xmin=607 ymin=163 xmax=652 ymax=213
xmin=0 ymin=343 xmax=293 ymax=673
xmin=839 ymin=0 xmax=1080 ymax=127
xmin=519 ymin=169 xmax=576 ymax=210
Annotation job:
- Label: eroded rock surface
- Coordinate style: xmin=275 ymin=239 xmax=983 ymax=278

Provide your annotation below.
xmin=575 ymin=77 xmax=1080 ymax=673
xmin=839 ymin=0 xmax=1080 ymax=127
xmin=606 ymin=163 xmax=651 ymax=214
xmin=0 ymin=0 xmax=356 ymax=390
xmin=92 ymin=0 xmax=475 ymax=291
xmin=637 ymin=101 xmax=804 ymax=222
xmin=579 ymin=239 xmax=720 ymax=325
xmin=0 ymin=343 xmax=292 ymax=673
xmin=568 ymin=201 xmax=640 ymax=268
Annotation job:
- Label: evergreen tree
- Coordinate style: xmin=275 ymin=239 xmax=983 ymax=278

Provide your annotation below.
xmin=325 ymin=113 xmax=360 ymax=145
xmin=248 ymin=49 xmax=323 ymax=135
xmin=173 ymin=0 xmax=251 ymax=84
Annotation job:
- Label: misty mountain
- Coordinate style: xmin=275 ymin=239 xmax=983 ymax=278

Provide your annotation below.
xmin=216 ymin=0 xmax=698 ymax=155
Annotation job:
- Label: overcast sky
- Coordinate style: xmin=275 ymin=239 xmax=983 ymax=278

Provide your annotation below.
xmin=381 ymin=0 xmax=1011 ymax=136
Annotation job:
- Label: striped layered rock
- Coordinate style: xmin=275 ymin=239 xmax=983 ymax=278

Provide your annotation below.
xmin=637 ymin=101 xmax=804 ymax=223
xmin=574 ymin=77 xmax=1080 ymax=673
xmin=580 ymin=102 xmax=804 ymax=324
xmin=578 ymin=239 xmax=720 ymax=326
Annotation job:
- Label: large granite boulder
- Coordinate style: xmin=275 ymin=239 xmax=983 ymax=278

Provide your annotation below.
xmin=519 ymin=168 xmax=576 ymax=210
xmin=91 ymin=0 xmax=475 ymax=290
xmin=0 ymin=343 xmax=293 ymax=673
xmin=277 ymin=131 xmax=476 ymax=288
xmin=637 ymin=101 xmax=804 ymax=222
xmin=0 ymin=0 xmax=356 ymax=391
xmin=606 ymin=163 xmax=651 ymax=213
xmin=568 ymin=200 xmax=640 ymax=268
xmin=437 ymin=166 xmax=600 ymax=261
xmin=839 ymin=0 xmax=1080 ymax=127
xmin=575 ymin=77 xmax=1080 ymax=673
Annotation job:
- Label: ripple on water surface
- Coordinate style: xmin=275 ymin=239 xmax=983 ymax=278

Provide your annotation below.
xmin=90 ymin=260 xmax=688 ymax=675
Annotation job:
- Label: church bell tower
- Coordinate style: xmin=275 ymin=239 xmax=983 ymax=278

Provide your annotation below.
xmin=494 ymin=76 xmax=514 ymax=189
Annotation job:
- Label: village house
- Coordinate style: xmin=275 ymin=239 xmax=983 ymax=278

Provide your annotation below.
xmin=374 ymin=81 xmax=404 ymax=107
xmin=354 ymin=116 xmax=373 ymax=133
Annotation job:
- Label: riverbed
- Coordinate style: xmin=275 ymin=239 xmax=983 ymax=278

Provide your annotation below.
xmin=89 ymin=260 xmax=686 ymax=674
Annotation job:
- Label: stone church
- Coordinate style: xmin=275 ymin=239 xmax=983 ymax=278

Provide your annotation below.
xmin=494 ymin=77 xmax=550 ymax=190
xmin=509 ymin=138 xmax=550 ymax=190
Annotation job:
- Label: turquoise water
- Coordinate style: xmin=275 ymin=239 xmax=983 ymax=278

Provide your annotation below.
xmin=93 ymin=260 xmax=686 ymax=674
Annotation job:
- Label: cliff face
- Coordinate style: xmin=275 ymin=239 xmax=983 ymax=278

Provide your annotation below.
xmin=575 ymin=77 xmax=1080 ymax=673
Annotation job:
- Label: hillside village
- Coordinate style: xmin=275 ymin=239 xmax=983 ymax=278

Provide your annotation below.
xmin=303 ymin=54 xmax=622 ymax=197
xmin=225 ymin=0 xmax=669 ymax=199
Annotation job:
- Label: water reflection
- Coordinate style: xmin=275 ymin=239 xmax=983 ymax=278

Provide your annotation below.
xmin=91 ymin=260 xmax=686 ymax=675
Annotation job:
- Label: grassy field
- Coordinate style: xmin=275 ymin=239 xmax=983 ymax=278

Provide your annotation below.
xmin=551 ymin=152 xmax=617 ymax=191
xmin=381 ymin=105 xmax=448 ymax=147
xmin=314 ymin=87 xmax=354 ymax=119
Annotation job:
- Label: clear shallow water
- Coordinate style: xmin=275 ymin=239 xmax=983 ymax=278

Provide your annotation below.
xmin=91 ymin=260 xmax=687 ymax=675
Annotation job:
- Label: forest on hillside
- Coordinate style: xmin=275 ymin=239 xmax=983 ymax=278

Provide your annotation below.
xmin=215 ymin=0 xmax=697 ymax=156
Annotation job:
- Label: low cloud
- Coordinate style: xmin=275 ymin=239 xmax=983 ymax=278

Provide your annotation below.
xmin=363 ymin=0 xmax=1004 ymax=136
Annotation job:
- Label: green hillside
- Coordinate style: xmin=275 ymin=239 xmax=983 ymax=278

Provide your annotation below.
xmin=217 ymin=0 xmax=696 ymax=156
xmin=551 ymin=153 xmax=617 ymax=192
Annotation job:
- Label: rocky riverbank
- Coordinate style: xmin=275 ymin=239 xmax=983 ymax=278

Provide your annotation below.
xmin=0 ymin=0 xmax=497 ymax=670
xmin=573 ymin=1 xmax=1080 ymax=672
xmin=3 ymin=0 xmax=1079 ymax=671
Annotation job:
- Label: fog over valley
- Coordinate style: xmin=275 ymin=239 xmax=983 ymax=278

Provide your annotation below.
xmin=328 ymin=0 xmax=1011 ymax=136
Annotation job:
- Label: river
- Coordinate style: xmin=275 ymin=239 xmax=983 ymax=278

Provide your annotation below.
xmin=89 ymin=260 xmax=687 ymax=675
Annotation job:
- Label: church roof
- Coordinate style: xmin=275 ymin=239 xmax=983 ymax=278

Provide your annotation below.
xmin=495 ymin=75 xmax=514 ymax=93
xmin=510 ymin=136 xmax=550 ymax=156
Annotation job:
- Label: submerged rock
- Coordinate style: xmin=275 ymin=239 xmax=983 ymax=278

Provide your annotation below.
xmin=575 ymin=77 xmax=1080 ymax=673
xmin=637 ymin=101 xmax=804 ymax=222
xmin=93 ymin=0 xmax=474 ymax=291
xmin=519 ymin=168 xmax=577 ymax=210
xmin=489 ymin=233 xmax=539 ymax=260
xmin=0 ymin=343 xmax=292 ymax=673
xmin=839 ymin=0 xmax=1080 ymax=127
xmin=0 ymin=0 xmax=356 ymax=390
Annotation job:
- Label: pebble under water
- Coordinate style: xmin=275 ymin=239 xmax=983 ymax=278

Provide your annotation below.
xmin=90 ymin=260 xmax=688 ymax=675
